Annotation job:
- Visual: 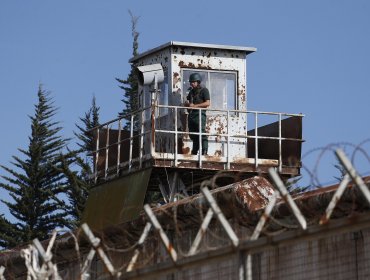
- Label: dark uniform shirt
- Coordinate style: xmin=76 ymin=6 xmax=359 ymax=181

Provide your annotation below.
xmin=187 ymin=86 xmax=210 ymax=121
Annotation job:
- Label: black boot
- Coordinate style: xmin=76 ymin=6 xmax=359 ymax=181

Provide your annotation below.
xmin=202 ymin=148 xmax=208 ymax=155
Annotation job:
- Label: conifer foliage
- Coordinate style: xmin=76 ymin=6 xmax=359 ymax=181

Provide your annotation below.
xmin=61 ymin=96 xmax=100 ymax=227
xmin=75 ymin=95 xmax=100 ymax=164
xmin=0 ymin=86 xmax=69 ymax=248
xmin=117 ymin=10 xmax=140 ymax=130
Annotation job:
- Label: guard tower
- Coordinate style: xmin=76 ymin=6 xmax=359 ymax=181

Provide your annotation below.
xmin=82 ymin=41 xmax=304 ymax=230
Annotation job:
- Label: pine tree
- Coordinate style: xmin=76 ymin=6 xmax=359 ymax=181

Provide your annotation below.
xmin=56 ymin=96 xmax=100 ymax=228
xmin=334 ymin=157 xmax=347 ymax=182
xmin=0 ymin=85 xmax=69 ymax=248
xmin=117 ymin=10 xmax=140 ymax=130
xmin=71 ymin=96 xmax=100 ymax=225
xmin=74 ymin=95 xmax=100 ymax=166
xmin=56 ymin=153 xmax=92 ymax=228
xmin=285 ymin=176 xmax=310 ymax=195
xmin=0 ymin=215 xmax=17 ymax=248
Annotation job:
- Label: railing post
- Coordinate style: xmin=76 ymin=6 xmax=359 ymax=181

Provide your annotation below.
xmin=150 ymin=102 xmax=156 ymax=160
xmin=117 ymin=119 xmax=122 ymax=176
xmin=140 ymin=109 xmax=144 ymax=169
xmin=104 ymin=124 xmax=110 ymax=180
xmin=227 ymin=110 xmax=230 ymax=169
xmin=94 ymin=127 xmax=100 ymax=184
xmin=174 ymin=107 xmax=178 ymax=166
xmin=278 ymin=113 xmax=282 ymax=173
xmin=254 ymin=112 xmax=258 ymax=169
xmin=245 ymin=111 xmax=248 ymax=158
xmin=198 ymin=108 xmax=202 ymax=168
xmin=129 ymin=114 xmax=134 ymax=171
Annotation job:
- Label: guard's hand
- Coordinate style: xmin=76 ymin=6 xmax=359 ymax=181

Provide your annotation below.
xmin=184 ymin=101 xmax=190 ymax=107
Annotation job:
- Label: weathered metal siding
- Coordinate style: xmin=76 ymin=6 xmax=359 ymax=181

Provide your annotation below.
xmin=133 ymin=48 xmax=172 ymax=156
xmin=132 ymin=43 xmax=251 ymax=158
xmin=170 ymin=46 xmax=247 ymax=110
xmin=171 ymin=46 xmax=249 ymax=157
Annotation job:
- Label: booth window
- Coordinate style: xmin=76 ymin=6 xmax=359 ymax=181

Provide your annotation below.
xmin=182 ymin=69 xmax=237 ymax=112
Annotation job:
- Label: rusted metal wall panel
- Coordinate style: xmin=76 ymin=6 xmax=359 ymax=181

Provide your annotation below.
xmin=247 ymin=116 xmax=303 ymax=166
xmin=171 ymin=46 xmax=249 ymax=157
xmin=133 ymin=48 xmax=172 ymax=156
xmin=82 ymin=168 xmax=152 ymax=230
xmin=132 ymin=43 xmax=251 ymax=158
xmin=94 ymin=129 xmax=141 ymax=175
xmin=170 ymin=46 xmax=248 ymax=110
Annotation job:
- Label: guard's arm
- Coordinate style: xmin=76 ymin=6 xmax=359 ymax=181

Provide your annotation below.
xmin=190 ymin=99 xmax=210 ymax=108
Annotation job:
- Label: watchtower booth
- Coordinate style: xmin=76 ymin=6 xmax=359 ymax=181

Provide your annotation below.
xmin=83 ymin=41 xmax=304 ymax=230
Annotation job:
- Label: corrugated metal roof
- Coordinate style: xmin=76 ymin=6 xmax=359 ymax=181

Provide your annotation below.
xmin=129 ymin=41 xmax=257 ymax=63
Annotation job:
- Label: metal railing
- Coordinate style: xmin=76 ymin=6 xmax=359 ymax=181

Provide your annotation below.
xmin=90 ymin=104 xmax=304 ymax=183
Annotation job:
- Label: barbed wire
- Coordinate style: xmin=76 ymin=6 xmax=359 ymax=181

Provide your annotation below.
xmin=1 ymin=143 xmax=370 ymax=279
xmin=296 ymin=139 xmax=370 ymax=188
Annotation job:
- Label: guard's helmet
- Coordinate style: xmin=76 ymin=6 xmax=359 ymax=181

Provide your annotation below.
xmin=189 ymin=73 xmax=202 ymax=83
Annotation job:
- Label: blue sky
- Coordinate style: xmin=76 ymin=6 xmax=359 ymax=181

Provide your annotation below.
xmin=1 ymin=0 xmax=370 ymax=214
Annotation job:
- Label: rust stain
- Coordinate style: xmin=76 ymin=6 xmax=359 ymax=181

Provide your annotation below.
xmin=215 ymin=135 xmax=222 ymax=143
xmin=205 ymin=155 xmax=222 ymax=162
xmin=178 ymin=61 xmax=211 ymax=70
xmin=214 ymin=150 xmax=222 ymax=157
xmin=240 ymin=92 xmax=246 ymax=103
xmin=182 ymin=147 xmax=190 ymax=155
xmin=167 ymin=243 xmax=174 ymax=255
xmin=261 ymin=212 xmax=270 ymax=221
xmin=233 ymin=176 xmax=275 ymax=211
xmin=197 ymin=64 xmax=212 ymax=70
xmin=319 ymin=215 xmax=329 ymax=225
xmin=173 ymin=72 xmax=181 ymax=88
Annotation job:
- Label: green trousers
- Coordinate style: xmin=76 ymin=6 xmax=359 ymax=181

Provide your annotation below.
xmin=188 ymin=113 xmax=208 ymax=155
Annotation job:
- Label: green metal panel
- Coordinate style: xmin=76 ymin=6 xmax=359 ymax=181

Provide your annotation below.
xmin=82 ymin=168 xmax=152 ymax=230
